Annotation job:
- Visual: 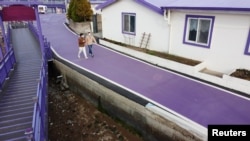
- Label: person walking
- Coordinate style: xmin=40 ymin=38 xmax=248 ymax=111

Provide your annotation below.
xmin=78 ymin=33 xmax=88 ymax=59
xmin=85 ymin=32 xmax=97 ymax=57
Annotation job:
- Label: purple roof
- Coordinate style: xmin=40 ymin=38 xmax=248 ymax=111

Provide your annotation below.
xmin=95 ymin=0 xmax=174 ymax=15
xmin=89 ymin=0 xmax=108 ymax=5
xmin=96 ymin=0 xmax=250 ymax=13
xmin=142 ymin=0 xmax=175 ymax=8
xmin=161 ymin=0 xmax=250 ymax=11
xmin=95 ymin=0 xmax=116 ymax=10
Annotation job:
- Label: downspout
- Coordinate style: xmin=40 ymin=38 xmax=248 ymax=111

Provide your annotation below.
xmin=163 ymin=9 xmax=171 ymax=25
xmin=163 ymin=9 xmax=171 ymax=54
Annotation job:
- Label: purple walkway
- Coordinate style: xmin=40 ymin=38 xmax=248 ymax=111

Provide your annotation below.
xmin=40 ymin=14 xmax=250 ymax=128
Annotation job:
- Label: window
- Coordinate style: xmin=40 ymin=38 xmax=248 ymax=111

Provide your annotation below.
xmin=183 ymin=15 xmax=215 ymax=48
xmin=244 ymin=29 xmax=250 ymax=55
xmin=122 ymin=13 xmax=136 ymax=35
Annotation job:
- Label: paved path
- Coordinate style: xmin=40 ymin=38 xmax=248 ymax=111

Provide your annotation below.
xmin=40 ymin=13 xmax=250 ymax=129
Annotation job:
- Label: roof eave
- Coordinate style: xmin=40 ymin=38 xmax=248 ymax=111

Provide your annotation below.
xmin=95 ymin=0 xmax=117 ymax=10
xmin=135 ymin=0 xmax=164 ymax=15
xmin=161 ymin=7 xmax=250 ymax=12
xmin=95 ymin=0 xmax=164 ymax=15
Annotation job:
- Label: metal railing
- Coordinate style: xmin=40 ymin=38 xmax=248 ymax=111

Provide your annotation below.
xmin=0 ymin=47 xmax=15 ymax=90
xmin=28 ymin=22 xmax=51 ymax=141
xmin=0 ymin=25 xmax=16 ymax=91
xmin=0 ymin=0 xmax=65 ymax=4
xmin=32 ymin=57 xmax=48 ymax=141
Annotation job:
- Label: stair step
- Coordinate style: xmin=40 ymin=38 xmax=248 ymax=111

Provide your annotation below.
xmin=0 ymin=111 xmax=33 ymax=121
xmin=1 ymin=95 xmax=36 ymax=102
xmin=4 ymin=88 xmax=37 ymax=95
xmin=0 ymin=103 xmax=33 ymax=114
xmin=7 ymin=79 xmax=39 ymax=84
xmin=1 ymin=93 xmax=35 ymax=100
xmin=0 ymin=116 xmax=33 ymax=127
xmin=4 ymin=136 xmax=28 ymax=141
xmin=0 ymin=129 xmax=29 ymax=141
xmin=11 ymin=74 xmax=40 ymax=80
xmin=0 ymin=99 xmax=34 ymax=107
xmin=0 ymin=121 xmax=31 ymax=134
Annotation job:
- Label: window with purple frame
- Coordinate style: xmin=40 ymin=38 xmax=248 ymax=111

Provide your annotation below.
xmin=122 ymin=13 xmax=136 ymax=35
xmin=244 ymin=29 xmax=250 ymax=55
xmin=183 ymin=15 xmax=215 ymax=48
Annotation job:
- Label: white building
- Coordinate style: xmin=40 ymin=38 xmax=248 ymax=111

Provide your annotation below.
xmin=161 ymin=0 xmax=250 ymax=74
xmin=97 ymin=0 xmax=250 ymax=74
xmin=96 ymin=0 xmax=171 ymax=53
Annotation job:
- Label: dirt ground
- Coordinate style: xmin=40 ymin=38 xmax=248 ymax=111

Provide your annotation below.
xmin=101 ymin=38 xmax=250 ymax=80
xmin=110 ymin=38 xmax=250 ymax=81
xmin=48 ymin=78 xmax=144 ymax=141
xmin=230 ymin=69 xmax=250 ymax=81
xmin=102 ymin=38 xmax=201 ymax=66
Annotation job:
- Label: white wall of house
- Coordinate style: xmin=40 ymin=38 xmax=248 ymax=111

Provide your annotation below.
xmin=101 ymin=0 xmax=170 ymax=53
xmin=169 ymin=10 xmax=250 ymax=73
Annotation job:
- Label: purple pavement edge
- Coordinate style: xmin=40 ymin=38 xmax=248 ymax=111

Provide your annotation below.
xmin=40 ymin=14 xmax=250 ymax=128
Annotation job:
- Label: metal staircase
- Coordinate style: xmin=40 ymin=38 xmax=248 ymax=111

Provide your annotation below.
xmin=0 ymin=27 xmax=42 ymax=141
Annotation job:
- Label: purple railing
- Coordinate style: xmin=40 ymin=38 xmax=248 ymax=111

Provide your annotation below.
xmin=0 ymin=47 xmax=15 ymax=90
xmin=28 ymin=22 xmax=51 ymax=141
xmin=32 ymin=58 xmax=48 ymax=141
xmin=28 ymin=22 xmax=52 ymax=60
xmin=0 ymin=25 xmax=16 ymax=91
xmin=0 ymin=0 xmax=65 ymax=4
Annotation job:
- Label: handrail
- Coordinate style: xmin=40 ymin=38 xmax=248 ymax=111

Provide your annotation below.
xmin=32 ymin=58 xmax=47 ymax=141
xmin=28 ymin=22 xmax=51 ymax=141
xmin=0 ymin=47 xmax=15 ymax=90
xmin=0 ymin=24 xmax=16 ymax=91
xmin=0 ymin=0 xmax=65 ymax=5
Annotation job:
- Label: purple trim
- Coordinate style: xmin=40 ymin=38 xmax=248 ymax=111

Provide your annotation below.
xmin=91 ymin=2 xmax=106 ymax=5
xmin=244 ymin=29 xmax=250 ymax=55
xmin=121 ymin=12 xmax=136 ymax=36
xmin=35 ymin=6 xmax=45 ymax=53
xmin=0 ymin=49 xmax=2 ymax=61
xmin=90 ymin=0 xmax=107 ymax=5
xmin=96 ymin=0 xmax=163 ymax=15
xmin=0 ymin=48 xmax=15 ymax=90
xmin=134 ymin=0 xmax=163 ymax=15
xmin=161 ymin=7 xmax=250 ymax=12
xmin=95 ymin=0 xmax=116 ymax=10
xmin=160 ymin=0 xmax=250 ymax=12
xmin=183 ymin=15 xmax=215 ymax=48
xmin=0 ymin=1 xmax=43 ymax=6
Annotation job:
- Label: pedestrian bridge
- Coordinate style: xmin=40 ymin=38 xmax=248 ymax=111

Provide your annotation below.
xmin=0 ymin=1 xmax=52 ymax=140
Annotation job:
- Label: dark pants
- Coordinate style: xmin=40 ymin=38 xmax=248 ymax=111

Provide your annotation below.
xmin=87 ymin=44 xmax=93 ymax=56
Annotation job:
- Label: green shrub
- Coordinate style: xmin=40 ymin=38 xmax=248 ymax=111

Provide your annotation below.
xmin=67 ymin=0 xmax=93 ymax=22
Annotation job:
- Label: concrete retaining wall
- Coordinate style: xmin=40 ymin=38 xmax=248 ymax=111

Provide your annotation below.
xmin=68 ymin=19 xmax=92 ymax=34
xmin=51 ymin=59 xmax=206 ymax=141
